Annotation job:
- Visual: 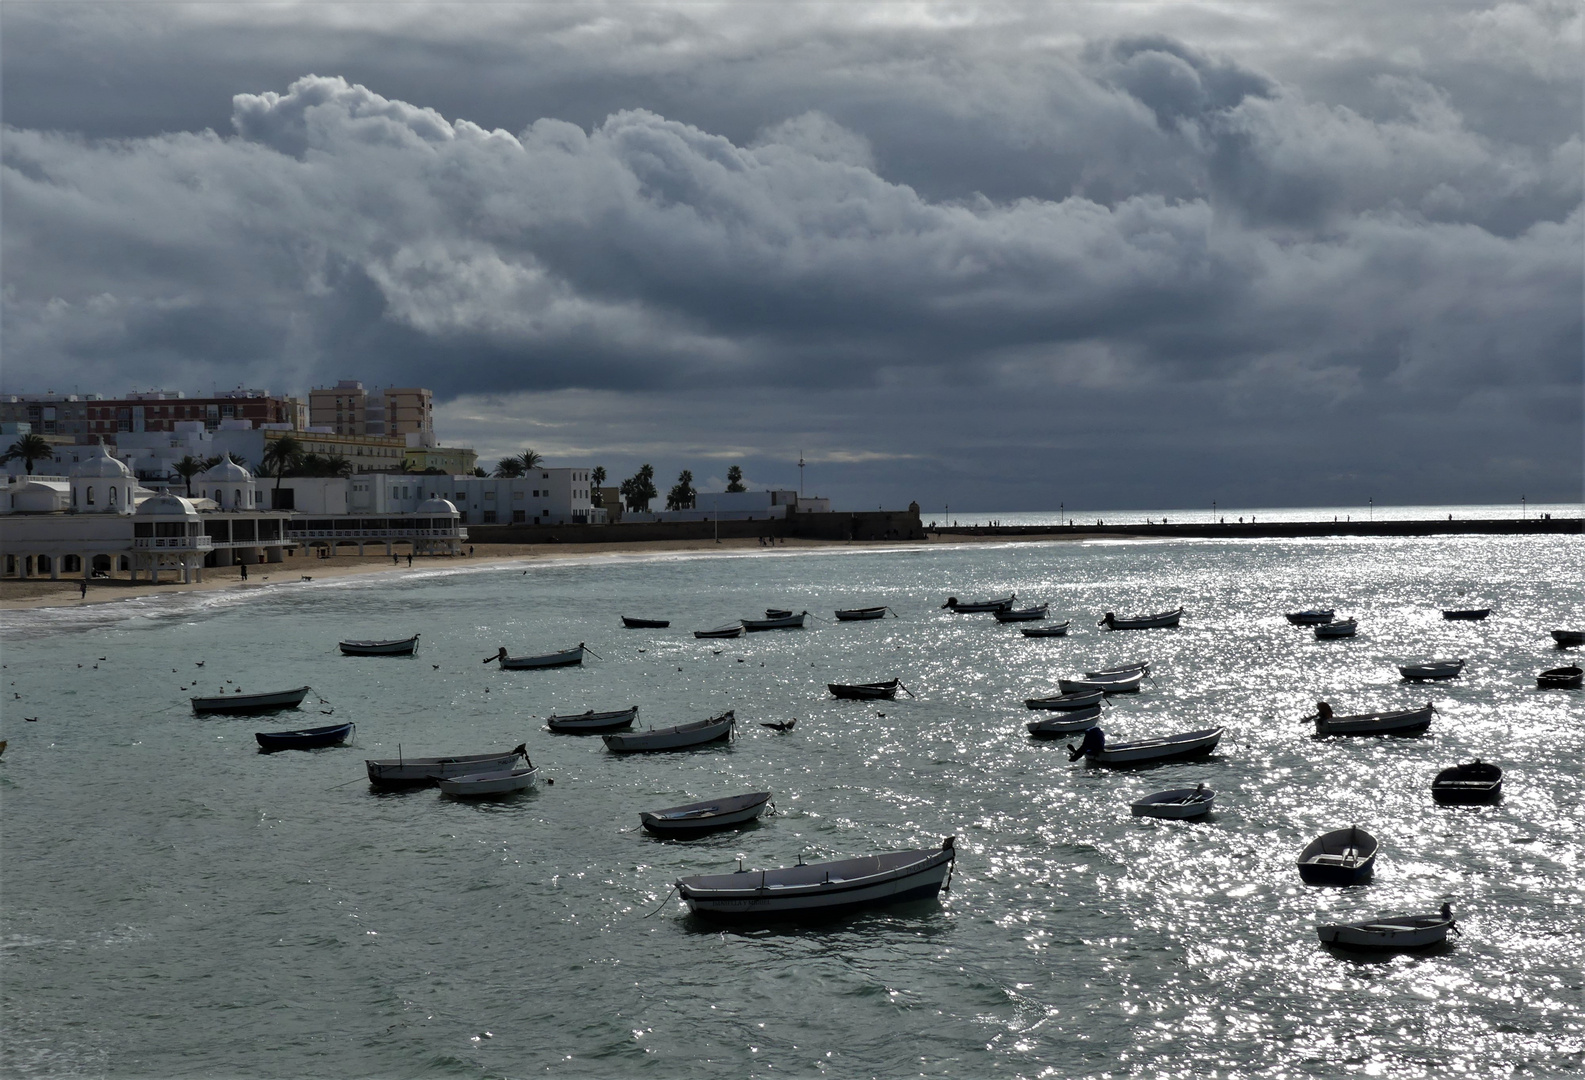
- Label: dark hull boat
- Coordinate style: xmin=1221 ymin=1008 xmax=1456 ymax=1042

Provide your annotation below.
xmin=256 ymin=721 xmax=354 ymax=752
xmin=828 ymin=679 xmax=907 ymax=700
xmin=994 ymin=604 xmax=1049 ymax=623
xmin=1025 ymin=689 xmax=1105 ymax=710
xmin=942 ymin=594 xmax=1015 ymax=613
xmin=641 ymin=791 xmax=772 ymax=836
xmin=1297 ymin=826 xmax=1377 ymax=885
xmin=1536 ymin=665 xmax=1582 ymax=690
xmin=742 ymin=611 xmax=808 ymax=631
xmin=339 ymin=634 xmax=420 ymax=656
xmin=603 ymin=712 xmax=736 ymax=753
xmin=1026 ymin=704 xmax=1104 ymax=738
xmin=1285 ymin=609 xmax=1335 ymax=625
xmin=1021 ymin=622 xmax=1071 ymax=637
xmin=835 ymin=606 xmax=893 ymax=621
xmin=676 ymin=838 xmax=956 ymax=920
xmin=621 ymin=616 xmax=670 ymax=629
xmin=546 ymin=706 xmax=639 ymax=733
xmin=1068 ymin=726 xmax=1222 ymax=767
xmin=1099 ymin=607 xmax=1183 ymax=631
xmin=1551 ymin=629 xmax=1584 ymax=647
xmin=1432 ymin=761 xmax=1503 ymax=805
xmin=193 ymin=685 xmax=311 ymax=715
xmin=1442 ymin=608 xmax=1490 ymax=621
xmin=365 ymin=746 xmax=528 ymax=787
xmin=1313 ymin=703 xmax=1434 ymax=737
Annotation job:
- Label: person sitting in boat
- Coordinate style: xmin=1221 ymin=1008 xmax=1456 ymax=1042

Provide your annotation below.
xmin=1069 ymin=726 xmax=1106 ymax=761
xmin=1315 ymin=701 xmax=1334 ymax=721
xmin=492 ymin=647 xmax=508 ymax=664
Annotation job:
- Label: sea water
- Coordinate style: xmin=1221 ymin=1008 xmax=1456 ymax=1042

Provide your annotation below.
xmin=1 ymin=527 xmax=1582 ymax=1078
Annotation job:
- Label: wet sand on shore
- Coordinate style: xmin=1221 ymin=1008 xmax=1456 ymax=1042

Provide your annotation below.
xmin=1 ymin=532 xmax=1092 ymax=613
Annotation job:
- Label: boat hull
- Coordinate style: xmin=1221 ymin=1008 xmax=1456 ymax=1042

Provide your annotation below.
xmin=621 ymin=617 xmax=671 ymax=629
xmin=255 ymin=721 xmax=354 ymax=752
xmin=1314 ymin=620 xmax=1358 ymax=639
xmin=500 ymin=647 xmax=584 ymax=669
xmin=192 ymin=686 xmax=311 ymax=715
xmin=742 ymin=612 xmax=808 ymax=631
xmin=1085 ymin=727 xmax=1223 ymax=767
xmin=1536 ymin=665 xmax=1582 ymax=689
xmin=603 ymin=714 xmax=735 ymax=753
xmin=835 ymin=607 xmax=889 ymax=621
xmin=1399 ymin=659 xmax=1464 ymax=681
xmin=1317 ymin=913 xmax=1453 ymax=950
xmin=828 ymin=681 xmax=900 ymax=700
xmin=995 ymin=605 xmax=1048 ymax=622
xmin=1297 ymin=828 xmax=1377 ymax=885
xmin=944 ymin=596 xmax=1015 ymax=613
xmin=1025 ymin=689 xmax=1105 ymax=711
xmin=641 ymin=791 xmax=772 ymax=836
xmin=694 ymin=624 xmax=746 ymax=639
xmin=546 ymin=706 xmax=639 ymax=733
xmin=1316 ymin=705 xmax=1434 ymax=737
xmin=1432 ymin=762 xmax=1503 ymax=805
xmin=1059 ymin=673 xmax=1143 ymax=694
xmin=365 ymin=750 xmax=524 ymax=787
xmin=1285 ymin=610 xmax=1335 ymax=625
xmin=1551 ymin=630 xmax=1584 ymax=647
xmin=1099 ymin=608 xmax=1182 ymax=631
xmin=1021 ymin=622 xmax=1071 ymax=637
xmin=438 ymin=766 xmax=539 ymax=797
xmin=1442 ymin=609 xmax=1490 ymax=621
xmin=677 ymin=843 xmax=954 ymax=920
xmin=1026 ymin=704 xmax=1104 ymax=737
xmin=338 ymin=635 xmax=420 ymax=656
xmin=1131 ymin=787 xmax=1215 ymax=819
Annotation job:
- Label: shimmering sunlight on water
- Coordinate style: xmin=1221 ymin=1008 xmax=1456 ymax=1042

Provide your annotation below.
xmin=1 ymin=531 xmax=1582 ymax=1078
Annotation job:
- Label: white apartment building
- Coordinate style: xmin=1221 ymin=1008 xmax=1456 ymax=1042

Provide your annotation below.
xmin=424 ymin=470 xmax=602 ymax=526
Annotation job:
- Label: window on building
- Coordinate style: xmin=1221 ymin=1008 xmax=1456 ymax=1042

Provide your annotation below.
xmin=86 ymin=487 xmax=95 ymax=504
xmin=512 ymin=510 xmax=526 ymax=523
xmin=108 ymin=486 xmax=117 ymax=506
xmin=513 ymin=491 xmax=524 ymax=500
xmin=482 ymin=510 xmax=497 ymax=523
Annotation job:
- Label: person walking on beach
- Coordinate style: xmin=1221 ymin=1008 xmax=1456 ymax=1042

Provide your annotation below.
xmin=240 ymin=563 xmax=248 ymax=581
xmin=79 ymin=580 xmax=88 ymax=599
xmin=406 ymin=552 xmax=413 ymax=567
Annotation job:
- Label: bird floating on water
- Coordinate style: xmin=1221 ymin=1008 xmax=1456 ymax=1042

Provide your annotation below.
xmin=761 ymin=719 xmax=797 ymax=732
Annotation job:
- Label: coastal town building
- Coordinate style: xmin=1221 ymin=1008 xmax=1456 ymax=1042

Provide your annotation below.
xmin=308 ymin=381 xmax=434 ymax=439
xmin=633 ymin=489 xmax=832 ymax=523
xmin=0 ymin=389 xmax=300 ymax=437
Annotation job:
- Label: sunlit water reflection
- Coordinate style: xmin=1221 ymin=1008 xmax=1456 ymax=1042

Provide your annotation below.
xmin=1 ymin=533 xmax=1581 ymax=1077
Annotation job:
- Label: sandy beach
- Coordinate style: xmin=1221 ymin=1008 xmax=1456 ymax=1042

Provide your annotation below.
xmin=0 ymin=532 xmax=1089 ymax=613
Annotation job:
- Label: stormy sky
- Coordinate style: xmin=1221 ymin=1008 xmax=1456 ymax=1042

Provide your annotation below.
xmin=2 ymin=2 xmax=1580 ymax=511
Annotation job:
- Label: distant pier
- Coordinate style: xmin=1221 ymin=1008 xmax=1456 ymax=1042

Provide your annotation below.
xmin=933 ymin=517 xmax=1581 ymax=540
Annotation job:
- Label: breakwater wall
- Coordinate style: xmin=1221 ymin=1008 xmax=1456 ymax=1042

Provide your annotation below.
xmin=933 ymin=517 xmax=1581 ymax=540
xmin=468 ymin=508 xmax=925 ymax=545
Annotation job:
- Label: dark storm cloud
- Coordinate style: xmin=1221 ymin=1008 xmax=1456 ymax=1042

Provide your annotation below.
xmin=1 ymin=3 xmax=1579 ymax=507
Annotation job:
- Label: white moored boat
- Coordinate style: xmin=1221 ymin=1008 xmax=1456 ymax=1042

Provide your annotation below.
xmin=365 ymin=745 xmax=528 ymax=787
xmin=675 ymin=837 xmax=956 ymax=919
xmin=942 ymin=594 xmax=1015 ymax=613
xmin=995 ymin=604 xmax=1049 ymax=623
xmin=339 ymin=634 xmax=420 ymax=656
xmin=546 ymin=706 xmax=639 ymax=733
xmin=1021 ymin=622 xmax=1072 ymax=638
xmin=489 ymin=644 xmax=590 ymax=669
xmin=1068 ymin=726 xmax=1223 ymax=767
xmin=1317 ymin=904 xmax=1458 ymax=951
xmin=1084 ymin=662 xmax=1150 ymax=679
xmin=1313 ymin=702 xmax=1434 ymax=737
xmin=1398 ymin=658 xmax=1464 ymax=681
xmin=742 ymin=611 xmax=809 ymax=631
xmin=1026 ymin=703 xmax=1104 ymax=737
xmin=640 ymin=791 xmax=772 ymax=835
xmin=1314 ymin=619 xmax=1358 ymax=639
xmin=1131 ymin=783 xmax=1215 ymax=819
xmin=603 ymin=712 xmax=735 ymax=753
xmin=1058 ymin=671 xmax=1144 ymax=694
xmin=192 ymin=685 xmax=311 ymax=715
xmin=437 ymin=765 xmax=539 ymax=797
xmin=1098 ymin=607 xmax=1182 ymax=631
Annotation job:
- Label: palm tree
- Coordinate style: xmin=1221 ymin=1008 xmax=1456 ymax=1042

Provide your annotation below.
xmin=666 ymin=470 xmax=697 ymax=511
xmin=260 ymin=434 xmax=304 ymax=509
xmin=725 ymin=464 xmax=746 ymax=493
xmin=590 ymin=466 xmax=606 ymax=507
xmin=169 ymin=454 xmax=208 ymax=496
xmin=621 ymin=464 xmax=657 ymax=512
xmin=325 ymin=454 xmax=354 ymax=478
xmin=516 ymin=449 xmax=544 ymax=472
xmin=493 ymin=457 xmax=526 ymax=478
xmin=1 ymin=433 xmax=55 ymax=475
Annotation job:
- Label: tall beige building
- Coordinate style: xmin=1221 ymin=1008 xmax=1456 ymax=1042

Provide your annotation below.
xmin=309 ymin=381 xmax=433 ymax=438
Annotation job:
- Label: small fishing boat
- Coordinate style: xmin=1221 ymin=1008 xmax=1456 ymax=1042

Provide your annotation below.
xmin=1067 ymin=726 xmax=1222 ymax=767
xmin=603 ymin=712 xmax=736 ymax=753
xmin=1314 ymin=618 xmax=1358 ymax=639
xmin=338 ymin=634 xmax=420 ymax=656
xmin=1431 ymin=761 xmax=1503 ymax=805
xmin=1021 ymin=621 xmax=1072 ymax=638
xmin=1285 ymin=609 xmax=1335 ymax=625
xmin=1551 ymin=629 xmax=1584 ymax=647
xmin=764 ymin=608 xmax=793 ymax=619
xmin=621 ymin=616 xmax=670 ymax=629
xmin=835 ymin=606 xmax=894 ymax=621
xmin=1131 ymin=783 xmax=1215 ymax=819
xmin=1084 ymin=662 xmax=1150 ymax=679
xmin=1398 ymin=658 xmax=1464 ymax=681
xmin=994 ymin=604 xmax=1049 ymax=623
xmin=742 ymin=611 xmax=808 ymax=631
xmin=365 ymin=745 xmax=528 ymax=787
xmin=1442 ymin=608 xmax=1490 ymax=621
xmin=1024 ymin=688 xmax=1106 ymax=710
xmin=1098 ymin=607 xmax=1183 ymax=631
xmin=641 ymin=791 xmax=772 ymax=836
xmin=546 ymin=706 xmax=639 ymax=733
xmin=255 ymin=721 xmax=354 ymax=752
xmin=1312 ymin=701 xmax=1434 ymax=736
xmin=1316 ymin=903 xmax=1458 ymax=951
xmin=437 ymin=765 xmax=539 ymax=798
xmin=675 ymin=837 xmax=956 ymax=919
xmin=489 ymin=644 xmax=588 ymax=669
xmin=192 ymin=685 xmax=311 ymax=716
xmin=1025 ymin=703 xmax=1104 ymax=738
xmin=1297 ymin=825 xmax=1378 ymax=885
xmin=828 ymin=679 xmax=911 ymax=700
xmin=694 ymin=622 xmax=746 ymax=639
xmin=942 ymin=594 xmax=1015 ymax=613
xmin=1058 ymin=671 xmax=1144 ymax=694
xmin=1537 ymin=665 xmax=1583 ymax=690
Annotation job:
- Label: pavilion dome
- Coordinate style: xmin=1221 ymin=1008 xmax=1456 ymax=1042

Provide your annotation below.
xmin=416 ymin=497 xmax=459 ymax=514
xmin=71 ymin=441 xmax=133 ymax=479
xmin=136 ymin=493 xmax=200 ymax=517
xmin=197 ymin=455 xmax=252 ymax=482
